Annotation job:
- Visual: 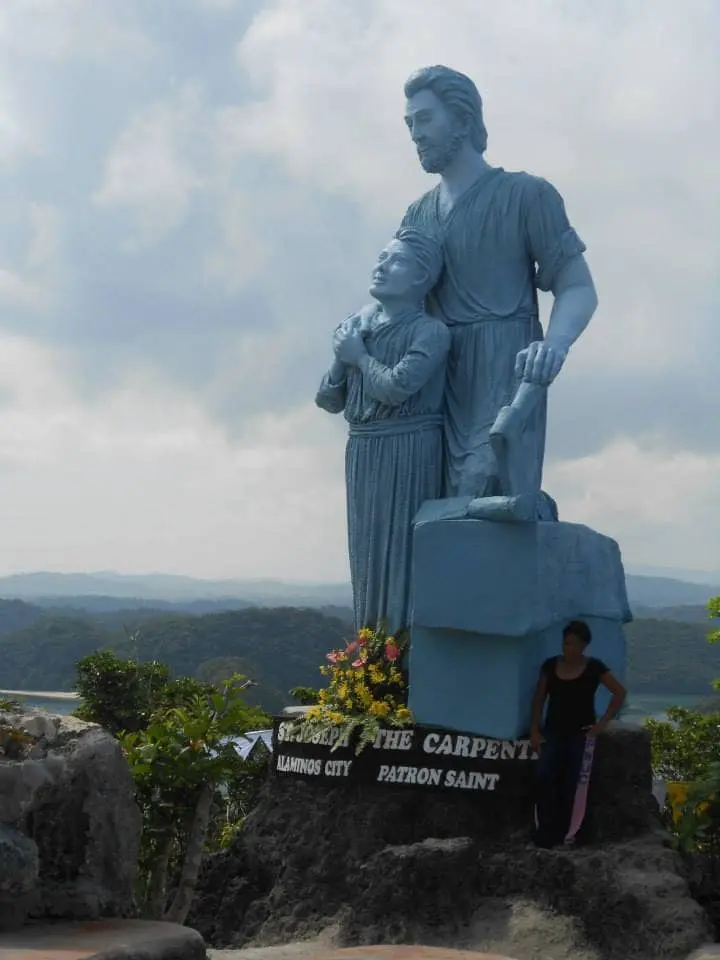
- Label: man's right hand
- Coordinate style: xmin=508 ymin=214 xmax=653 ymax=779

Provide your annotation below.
xmin=530 ymin=728 xmax=544 ymax=752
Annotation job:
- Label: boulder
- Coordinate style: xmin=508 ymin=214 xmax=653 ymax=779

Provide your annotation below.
xmin=0 ymin=823 xmax=38 ymax=930
xmin=189 ymin=723 xmax=711 ymax=960
xmin=0 ymin=705 xmax=141 ymax=925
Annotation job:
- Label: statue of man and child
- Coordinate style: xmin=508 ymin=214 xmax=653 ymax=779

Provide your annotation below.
xmin=316 ymin=65 xmax=598 ymax=638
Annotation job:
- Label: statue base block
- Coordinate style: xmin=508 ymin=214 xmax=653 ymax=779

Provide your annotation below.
xmin=408 ymin=518 xmax=632 ymax=740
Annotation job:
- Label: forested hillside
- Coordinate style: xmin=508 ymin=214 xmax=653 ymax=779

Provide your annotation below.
xmin=0 ymin=600 xmax=717 ymax=712
xmin=0 ymin=606 xmax=353 ymax=714
xmin=624 ymin=617 xmax=720 ymax=692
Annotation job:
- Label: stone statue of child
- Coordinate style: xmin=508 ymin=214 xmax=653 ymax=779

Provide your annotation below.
xmin=398 ymin=65 xmax=598 ymax=512
xmin=316 ymin=229 xmax=450 ymax=635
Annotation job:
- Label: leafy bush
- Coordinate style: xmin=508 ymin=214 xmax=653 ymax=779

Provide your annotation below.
xmin=73 ymin=649 xmax=269 ymax=922
xmin=646 ymin=596 xmax=720 ymax=853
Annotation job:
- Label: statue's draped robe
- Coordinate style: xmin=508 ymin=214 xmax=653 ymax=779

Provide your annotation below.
xmin=316 ymin=311 xmax=450 ymax=634
xmin=401 ymin=168 xmax=586 ymax=498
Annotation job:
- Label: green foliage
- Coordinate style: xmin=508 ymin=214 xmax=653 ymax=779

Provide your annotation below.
xmin=73 ymin=647 xmax=269 ymax=921
xmin=195 ymin=656 xmax=255 ymax=687
xmin=645 ymin=707 xmax=720 ymax=781
xmin=708 ymin=598 xmax=720 ymax=685
xmin=676 ymin=761 xmax=720 ymax=853
xmin=0 ymin=696 xmax=22 ymax=711
xmin=74 ymin=647 xmax=174 ymax=734
xmin=120 ymin=672 xmax=268 ymax=921
xmin=645 ymin=596 xmax=720 ymax=853
xmin=289 ymin=685 xmax=320 ymax=705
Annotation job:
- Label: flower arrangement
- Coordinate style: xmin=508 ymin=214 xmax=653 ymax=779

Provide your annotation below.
xmin=296 ymin=626 xmax=413 ymax=754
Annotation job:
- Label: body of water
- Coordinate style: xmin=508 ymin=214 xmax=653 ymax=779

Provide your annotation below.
xmin=1 ymin=692 xmax=81 ymax=716
xmin=1 ymin=691 xmax=710 ymax=724
xmin=621 ymin=692 xmax=706 ymax=724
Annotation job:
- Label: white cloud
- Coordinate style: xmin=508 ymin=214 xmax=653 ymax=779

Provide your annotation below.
xmin=546 ymin=440 xmax=720 ymax=572
xmin=0 ymin=270 xmax=47 ymax=312
xmin=0 ymin=203 xmax=61 ymax=314
xmin=0 ymin=334 xmax=348 ymax=579
xmin=0 ymin=0 xmax=717 ymax=579
xmin=0 ymin=0 xmax=151 ymax=64
xmin=93 ymin=87 xmax=207 ymax=249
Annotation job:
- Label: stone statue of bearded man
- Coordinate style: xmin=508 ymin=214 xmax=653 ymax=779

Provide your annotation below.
xmin=399 ymin=65 xmax=598 ymax=508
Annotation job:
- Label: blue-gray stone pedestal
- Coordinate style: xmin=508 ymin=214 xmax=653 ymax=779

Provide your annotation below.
xmin=408 ymin=517 xmax=631 ymax=740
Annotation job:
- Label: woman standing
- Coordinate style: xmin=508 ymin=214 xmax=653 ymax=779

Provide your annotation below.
xmin=530 ymin=620 xmax=627 ymax=847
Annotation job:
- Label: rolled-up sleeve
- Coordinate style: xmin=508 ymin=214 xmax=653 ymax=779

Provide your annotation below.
xmin=524 ymin=177 xmax=587 ymax=292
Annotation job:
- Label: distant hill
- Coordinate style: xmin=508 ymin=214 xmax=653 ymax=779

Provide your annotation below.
xmin=624 ymin=563 xmax=720 ymax=586
xmin=0 ymin=599 xmax=717 ymax=708
xmin=0 ymin=607 xmax=354 ymax=715
xmin=0 ymin=570 xmax=716 ymax=612
xmin=625 ymin=617 xmax=720 ymax=693
xmin=630 ymin=604 xmax=712 ymax=623
xmin=0 ymin=571 xmax=352 ymax=607
xmin=30 ymin=595 xmax=253 ymax=616
xmin=0 ymin=597 xmax=46 ymax=635
xmin=625 ymin=575 xmax=718 ymax=609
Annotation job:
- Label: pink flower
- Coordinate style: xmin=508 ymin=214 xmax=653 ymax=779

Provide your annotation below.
xmin=385 ymin=642 xmax=400 ymax=662
xmin=352 ymin=658 xmax=366 ymax=669
xmin=326 ymin=651 xmax=341 ymax=664
xmin=345 ymin=639 xmax=359 ymax=655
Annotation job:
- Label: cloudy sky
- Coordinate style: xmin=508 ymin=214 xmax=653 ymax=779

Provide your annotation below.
xmin=0 ymin=0 xmax=718 ymax=582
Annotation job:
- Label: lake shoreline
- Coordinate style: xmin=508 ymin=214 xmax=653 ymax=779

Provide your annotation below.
xmin=3 ymin=690 xmax=715 ymax=724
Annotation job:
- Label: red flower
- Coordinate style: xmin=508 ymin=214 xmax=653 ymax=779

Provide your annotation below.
xmin=385 ymin=642 xmax=400 ymax=662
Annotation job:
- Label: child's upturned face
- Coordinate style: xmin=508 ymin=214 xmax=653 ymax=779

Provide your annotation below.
xmin=369 ymin=240 xmax=419 ymax=300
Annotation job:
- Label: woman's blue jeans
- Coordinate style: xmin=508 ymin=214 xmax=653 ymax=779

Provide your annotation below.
xmin=534 ymin=732 xmax=588 ymax=847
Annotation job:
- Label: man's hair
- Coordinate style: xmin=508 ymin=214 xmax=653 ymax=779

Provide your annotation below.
xmin=394 ymin=227 xmax=444 ymax=295
xmin=404 ymin=65 xmax=488 ymax=154
xmin=563 ymin=620 xmax=592 ymax=646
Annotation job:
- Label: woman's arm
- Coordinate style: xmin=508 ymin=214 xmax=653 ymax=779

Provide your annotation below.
xmin=588 ymin=672 xmax=627 ymax=733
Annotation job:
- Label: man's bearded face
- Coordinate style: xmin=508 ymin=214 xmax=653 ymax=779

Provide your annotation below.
xmin=405 ymin=89 xmax=467 ymax=174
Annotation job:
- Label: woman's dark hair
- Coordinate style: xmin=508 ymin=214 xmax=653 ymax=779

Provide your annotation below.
xmin=562 ymin=620 xmax=592 ymax=646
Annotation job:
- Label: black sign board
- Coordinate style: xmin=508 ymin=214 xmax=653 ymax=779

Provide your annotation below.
xmin=272 ymin=718 xmax=538 ymax=796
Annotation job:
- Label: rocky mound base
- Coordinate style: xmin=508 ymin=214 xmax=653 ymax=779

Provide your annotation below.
xmin=190 ymin=725 xmax=712 ymax=960
xmin=0 ymin=705 xmax=141 ymax=929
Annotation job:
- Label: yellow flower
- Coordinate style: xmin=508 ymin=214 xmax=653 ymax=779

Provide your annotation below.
xmin=368 ymin=664 xmax=384 ymax=685
xmin=369 ymin=701 xmax=390 ymax=718
xmin=395 ymin=707 xmax=413 ymax=724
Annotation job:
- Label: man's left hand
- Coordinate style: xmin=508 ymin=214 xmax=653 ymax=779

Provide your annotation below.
xmin=515 ymin=340 xmax=567 ymax=385
xmin=335 ymin=330 xmax=367 ymax=366
xmin=583 ymin=721 xmax=607 ymax=737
